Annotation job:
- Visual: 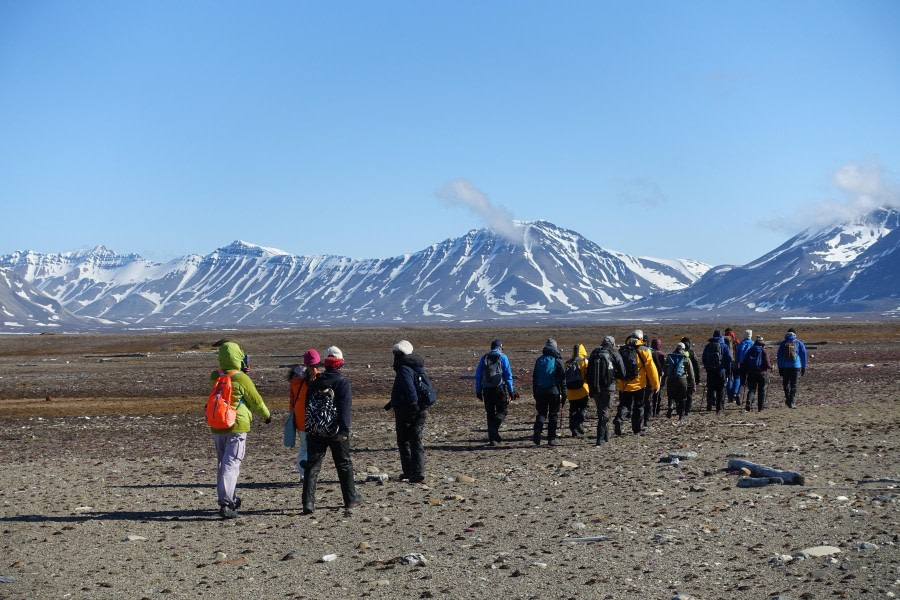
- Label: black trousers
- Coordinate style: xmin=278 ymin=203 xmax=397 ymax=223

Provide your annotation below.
xmin=642 ymin=386 xmax=653 ymax=427
xmin=615 ymin=390 xmax=644 ymax=434
xmin=302 ymin=434 xmax=359 ymax=510
xmin=744 ymin=372 xmax=767 ymax=411
xmin=533 ymin=388 xmax=562 ymax=441
xmin=568 ymin=397 xmax=588 ymax=434
xmin=706 ymin=370 xmax=726 ymax=412
xmin=780 ymin=368 xmax=800 ymax=407
xmin=483 ymin=387 xmax=509 ymax=442
xmin=593 ymin=389 xmax=614 ymax=444
xmin=394 ymin=403 xmax=426 ymax=478
xmin=666 ymin=376 xmax=688 ymax=418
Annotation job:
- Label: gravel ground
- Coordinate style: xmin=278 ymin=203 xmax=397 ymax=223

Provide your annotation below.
xmin=0 ymin=322 xmax=898 ymax=599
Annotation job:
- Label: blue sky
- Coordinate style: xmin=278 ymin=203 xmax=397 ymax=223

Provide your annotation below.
xmin=1 ymin=1 xmax=898 ymax=266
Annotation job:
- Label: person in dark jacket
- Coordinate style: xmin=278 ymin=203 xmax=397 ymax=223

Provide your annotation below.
xmin=389 ymin=340 xmax=427 ymax=482
xmin=588 ymin=336 xmax=626 ymax=447
xmin=701 ymin=330 xmax=733 ymax=414
xmin=302 ymin=346 xmax=363 ymax=514
xmin=680 ymin=337 xmax=701 ymax=415
xmin=741 ymin=335 xmax=772 ymax=412
xmin=648 ymin=338 xmax=666 ymax=420
xmin=663 ymin=342 xmax=696 ymax=421
xmin=474 ymin=340 xmax=518 ymax=446
xmin=532 ymin=338 xmax=567 ymax=446
xmin=776 ymin=328 xmax=808 ymax=408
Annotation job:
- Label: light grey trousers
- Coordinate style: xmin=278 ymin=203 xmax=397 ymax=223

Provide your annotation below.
xmin=213 ymin=433 xmax=247 ymax=507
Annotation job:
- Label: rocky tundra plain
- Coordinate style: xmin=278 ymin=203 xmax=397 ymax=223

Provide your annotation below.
xmin=0 ymin=321 xmax=897 ymax=599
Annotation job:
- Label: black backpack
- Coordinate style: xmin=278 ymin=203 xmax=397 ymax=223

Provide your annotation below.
xmin=305 ymin=385 xmax=339 ymax=437
xmin=564 ymin=359 xmax=585 ymax=390
xmin=703 ymin=341 xmax=723 ymax=371
xmin=480 ymin=353 xmax=503 ymax=389
xmin=415 ymin=371 xmax=437 ymax=409
xmin=746 ymin=345 xmax=764 ymax=373
xmin=618 ymin=344 xmax=640 ymax=381
xmin=586 ymin=348 xmax=615 ymax=393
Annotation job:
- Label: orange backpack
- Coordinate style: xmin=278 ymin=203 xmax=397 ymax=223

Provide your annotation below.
xmin=206 ymin=369 xmax=242 ymax=428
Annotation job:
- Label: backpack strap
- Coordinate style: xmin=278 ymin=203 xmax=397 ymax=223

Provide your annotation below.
xmin=219 ymin=369 xmax=242 ymax=409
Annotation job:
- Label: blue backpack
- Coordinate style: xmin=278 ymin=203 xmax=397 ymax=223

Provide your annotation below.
xmin=534 ymin=355 xmax=557 ymax=389
xmin=666 ymin=353 xmax=686 ymax=378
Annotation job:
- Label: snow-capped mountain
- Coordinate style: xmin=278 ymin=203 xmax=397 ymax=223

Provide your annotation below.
xmin=620 ymin=207 xmax=900 ymax=317
xmin=0 ymin=267 xmax=82 ymax=331
xmin=0 ymin=221 xmax=708 ymax=330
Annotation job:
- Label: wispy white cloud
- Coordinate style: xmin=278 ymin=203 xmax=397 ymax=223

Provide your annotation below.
xmin=758 ymin=159 xmax=900 ymax=232
xmin=618 ymin=177 xmax=667 ymax=207
xmin=436 ymin=179 xmax=520 ymax=242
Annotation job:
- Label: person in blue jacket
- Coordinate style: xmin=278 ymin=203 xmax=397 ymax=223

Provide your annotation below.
xmin=475 ymin=340 xmax=518 ymax=446
xmin=732 ymin=329 xmax=755 ymax=402
xmin=776 ymin=328 xmax=808 ymax=408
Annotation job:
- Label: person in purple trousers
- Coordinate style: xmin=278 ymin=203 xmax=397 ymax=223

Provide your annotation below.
xmin=209 ymin=341 xmax=271 ymax=519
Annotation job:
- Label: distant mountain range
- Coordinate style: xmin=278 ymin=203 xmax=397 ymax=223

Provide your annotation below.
xmin=0 ymin=221 xmax=708 ymax=331
xmin=618 ymin=207 xmax=900 ymax=318
xmin=1 ymin=210 xmax=897 ymax=332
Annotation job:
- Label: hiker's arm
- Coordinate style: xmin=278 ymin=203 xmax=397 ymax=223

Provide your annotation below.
xmin=238 ymin=375 xmax=270 ymax=421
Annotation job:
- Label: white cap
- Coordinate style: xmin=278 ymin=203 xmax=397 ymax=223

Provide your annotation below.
xmin=325 ymin=346 xmax=343 ymax=360
xmin=392 ymin=340 xmax=413 ymax=355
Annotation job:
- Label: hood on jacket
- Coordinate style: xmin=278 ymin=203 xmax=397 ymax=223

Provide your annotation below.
xmin=542 ymin=344 xmax=561 ymax=358
xmin=393 ymin=351 xmax=425 ymax=371
xmin=650 ymin=338 xmax=662 ymax=351
xmin=218 ymin=342 xmax=245 ymax=372
xmin=571 ymin=344 xmax=587 ymax=360
xmin=784 ymin=332 xmax=797 ymax=341
xmin=602 ymin=335 xmax=616 ymax=348
xmin=743 ymin=329 xmax=753 ymax=340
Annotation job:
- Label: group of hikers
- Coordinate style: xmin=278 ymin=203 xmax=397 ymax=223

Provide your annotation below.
xmin=207 ymin=327 xmax=809 ymax=519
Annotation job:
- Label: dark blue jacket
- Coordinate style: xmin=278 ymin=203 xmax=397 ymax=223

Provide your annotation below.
xmin=701 ymin=336 xmax=733 ymax=374
xmin=533 ymin=345 xmax=566 ymax=395
xmin=307 ymin=367 xmax=352 ymax=437
xmin=391 ymin=352 xmax=426 ymax=409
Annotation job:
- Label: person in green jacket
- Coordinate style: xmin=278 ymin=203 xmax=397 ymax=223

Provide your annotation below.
xmin=209 ymin=341 xmax=271 ymax=519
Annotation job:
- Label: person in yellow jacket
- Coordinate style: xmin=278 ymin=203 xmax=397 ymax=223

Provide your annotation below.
xmin=613 ymin=330 xmax=660 ymax=436
xmin=208 ymin=341 xmax=271 ymax=519
xmin=564 ymin=344 xmax=590 ymax=437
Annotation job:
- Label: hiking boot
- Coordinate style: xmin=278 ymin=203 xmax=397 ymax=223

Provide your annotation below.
xmin=488 ymin=440 xmax=498 ymax=447
xmin=532 ymin=433 xmax=541 ymax=446
xmin=345 ymin=495 xmax=365 ymax=509
xmin=548 ymin=438 xmax=559 ymax=447
xmin=232 ymin=496 xmax=242 ymax=510
xmin=613 ymin=421 xmax=622 ymax=436
xmin=301 ymin=506 xmax=314 ymax=515
xmin=219 ymin=505 xmax=239 ymax=519
xmin=409 ymin=475 xmax=425 ymax=484
xmin=570 ymin=430 xmax=580 ymax=438
xmin=744 ymin=403 xmax=751 ymax=412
